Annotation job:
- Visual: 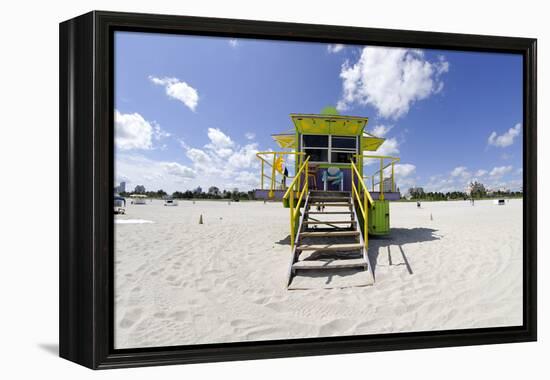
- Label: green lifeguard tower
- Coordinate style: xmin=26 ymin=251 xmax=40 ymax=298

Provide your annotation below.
xmin=254 ymin=108 xmax=400 ymax=287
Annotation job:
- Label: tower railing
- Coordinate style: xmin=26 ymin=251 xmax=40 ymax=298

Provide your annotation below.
xmin=256 ymin=151 xmax=305 ymax=198
xmin=355 ymin=155 xmax=400 ymax=200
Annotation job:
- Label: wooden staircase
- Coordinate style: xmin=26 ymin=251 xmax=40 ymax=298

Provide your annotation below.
xmin=287 ymin=190 xmax=375 ymax=288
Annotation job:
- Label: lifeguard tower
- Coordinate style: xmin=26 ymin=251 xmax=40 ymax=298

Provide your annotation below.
xmin=255 ymin=107 xmax=400 ymax=288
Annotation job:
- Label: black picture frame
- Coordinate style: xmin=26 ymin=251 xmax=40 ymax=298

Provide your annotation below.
xmin=59 ymin=10 xmax=537 ymax=369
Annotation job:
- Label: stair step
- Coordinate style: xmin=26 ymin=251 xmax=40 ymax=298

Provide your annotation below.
xmin=292 ymin=258 xmax=367 ymax=270
xmin=300 ymin=231 xmax=360 ymax=238
xmin=297 ymin=243 xmax=363 ymax=251
xmin=310 ymin=190 xmax=350 ymax=194
xmin=310 ymin=196 xmax=350 ymax=202
xmin=303 ymin=220 xmax=355 ymax=225
xmin=308 ymin=202 xmax=351 ymax=207
xmin=306 ymin=211 xmax=353 ymax=215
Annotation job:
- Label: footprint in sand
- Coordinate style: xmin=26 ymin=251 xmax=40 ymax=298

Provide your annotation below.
xmin=319 ymin=319 xmax=355 ymax=337
xmin=264 ymin=300 xmax=287 ymax=312
xmin=165 ymin=275 xmax=184 ymax=287
xmin=230 ymin=319 xmax=251 ymax=328
xmin=244 ymin=327 xmax=281 ymax=340
xmin=119 ymin=308 xmax=143 ymax=329
xmin=136 ymin=263 xmax=148 ymax=272
xmin=252 ymin=296 xmax=270 ymax=305
xmin=169 ymin=310 xmax=189 ymax=321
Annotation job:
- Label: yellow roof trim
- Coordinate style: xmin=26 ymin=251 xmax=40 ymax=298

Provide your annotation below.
xmin=290 ymin=113 xmax=368 ymax=136
xmin=361 ymin=135 xmax=385 ymax=151
xmin=271 ymin=134 xmax=296 ymax=149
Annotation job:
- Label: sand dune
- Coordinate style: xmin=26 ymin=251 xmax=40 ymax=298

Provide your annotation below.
xmin=114 ymin=199 xmax=522 ymax=349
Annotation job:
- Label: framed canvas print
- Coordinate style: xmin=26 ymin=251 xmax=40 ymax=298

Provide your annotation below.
xmin=59 ymin=11 xmax=537 ymax=369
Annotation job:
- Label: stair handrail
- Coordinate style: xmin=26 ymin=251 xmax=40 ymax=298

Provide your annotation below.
xmin=256 ymin=151 xmax=305 ymax=198
xmin=350 ymin=159 xmax=373 ymax=250
xmin=283 ymin=156 xmax=310 ymax=248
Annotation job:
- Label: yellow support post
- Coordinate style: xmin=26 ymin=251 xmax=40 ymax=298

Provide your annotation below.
xmin=364 ymin=188 xmax=368 ymax=250
xmin=391 ymin=162 xmax=395 ymax=192
xmin=297 ymin=165 xmax=301 ymax=195
xmin=261 ymin=161 xmax=264 ymax=189
xmin=289 ymin=187 xmax=295 ymax=248
xmin=271 ymin=154 xmax=277 ymax=192
xmin=351 ymin=164 xmax=354 ymax=193
xmin=305 ymin=164 xmax=309 ymax=196
xmin=379 ymin=157 xmax=385 ymax=201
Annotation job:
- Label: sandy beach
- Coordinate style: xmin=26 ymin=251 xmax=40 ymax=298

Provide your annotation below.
xmin=114 ymin=199 xmax=522 ymax=349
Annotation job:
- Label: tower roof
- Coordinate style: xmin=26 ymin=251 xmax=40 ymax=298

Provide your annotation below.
xmin=290 ymin=113 xmax=368 ymax=136
xmin=270 ymin=113 xmax=385 ymax=152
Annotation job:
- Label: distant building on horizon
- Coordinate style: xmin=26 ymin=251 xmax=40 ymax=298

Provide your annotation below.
xmin=113 ymin=181 xmax=127 ymax=194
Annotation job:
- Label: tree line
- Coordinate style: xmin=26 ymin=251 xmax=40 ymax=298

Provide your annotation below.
xmin=407 ymin=183 xmax=523 ymax=201
xmin=118 ymin=185 xmax=254 ymax=201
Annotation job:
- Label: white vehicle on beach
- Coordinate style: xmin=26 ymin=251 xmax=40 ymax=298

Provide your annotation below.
xmin=130 ymin=194 xmax=148 ymax=205
xmin=114 ymin=196 xmax=126 ymax=214
xmin=164 ymin=197 xmax=178 ymax=206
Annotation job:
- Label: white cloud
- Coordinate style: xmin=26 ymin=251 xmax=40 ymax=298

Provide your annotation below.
xmin=149 ymin=76 xmax=199 ymax=111
xmin=423 ymin=163 xmax=520 ymax=193
xmin=337 ymin=47 xmax=449 ymax=119
xmin=178 ymin=128 xmax=261 ymax=190
xmin=233 ymin=171 xmax=258 ymax=187
xmin=363 ymin=138 xmax=399 ymax=166
xmin=475 ymin=169 xmax=488 ymax=177
xmin=206 ymin=128 xmax=234 ymax=149
xmin=186 ymin=148 xmax=211 ymax=164
xmin=370 ymin=124 xmax=393 ymax=138
xmin=424 ymin=177 xmax=456 ymax=193
xmin=451 ymin=166 xmax=470 ymax=178
xmin=327 ymin=44 xmax=345 ymax=53
xmin=229 ymin=39 xmax=239 ymax=47
xmin=490 ymin=165 xmax=513 ymax=178
xmin=383 ymin=163 xmax=417 ymax=189
xmin=161 ymin=162 xmax=196 ymax=178
xmin=228 ymin=144 xmax=259 ymax=169
xmin=202 ymin=128 xmax=236 ymax=158
xmin=488 ymin=123 xmax=521 ymax=148
xmin=374 ymin=137 xmax=400 ymax=156
xmin=393 ymin=164 xmax=416 ymax=178
xmin=245 ymin=132 xmax=256 ymax=140
xmin=115 ymin=154 xmax=195 ymax=193
xmin=115 ymin=110 xmax=169 ymax=150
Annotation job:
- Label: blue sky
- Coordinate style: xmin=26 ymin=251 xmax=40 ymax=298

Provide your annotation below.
xmin=114 ymin=32 xmax=523 ymax=193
